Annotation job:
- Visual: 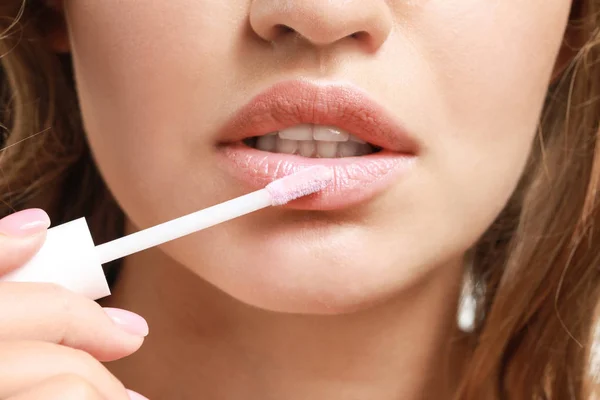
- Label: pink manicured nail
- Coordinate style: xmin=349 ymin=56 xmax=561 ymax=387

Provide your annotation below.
xmin=104 ymin=308 xmax=149 ymax=337
xmin=0 ymin=209 xmax=50 ymax=237
xmin=126 ymin=389 xmax=149 ymax=400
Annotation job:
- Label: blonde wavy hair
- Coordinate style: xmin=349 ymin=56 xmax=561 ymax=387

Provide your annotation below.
xmin=1 ymin=0 xmax=600 ymax=398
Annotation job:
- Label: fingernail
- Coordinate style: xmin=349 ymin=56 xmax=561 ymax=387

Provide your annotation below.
xmin=0 ymin=209 xmax=50 ymax=237
xmin=104 ymin=308 xmax=149 ymax=337
xmin=126 ymin=389 xmax=149 ymax=400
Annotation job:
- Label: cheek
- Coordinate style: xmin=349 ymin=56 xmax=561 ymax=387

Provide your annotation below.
xmin=361 ymin=1 xmax=573 ymax=271
xmin=412 ymin=0 xmax=570 ymax=224
xmin=65 ymin=0 xmax=238 ymax=131
xmin=64 ymin=0 xmax=249 ymax=221
xmin=416 ymin=0 xmax=569 ymax=135
xmin=420 ymin=0 xmax=569 ymax=143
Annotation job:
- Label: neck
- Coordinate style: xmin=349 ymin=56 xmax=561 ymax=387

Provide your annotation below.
xmin=103 ymin=248 xmax=468 ymax=400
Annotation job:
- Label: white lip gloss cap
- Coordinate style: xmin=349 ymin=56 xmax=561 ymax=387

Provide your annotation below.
xmin=0 ymin=218 xmax=110 ymax=300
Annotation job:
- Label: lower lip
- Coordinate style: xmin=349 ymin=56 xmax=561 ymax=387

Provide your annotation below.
xmin=218 ymin=143 xmax=416 ymax=210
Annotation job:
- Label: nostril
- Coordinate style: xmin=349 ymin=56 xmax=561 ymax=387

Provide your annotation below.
xmin=275 ymin=24 xmax=296 ymax=35
xmin=350 ymin=31 xmax=370 ymax=41
xmin=249 ymin=1 xmax=393 ymax=51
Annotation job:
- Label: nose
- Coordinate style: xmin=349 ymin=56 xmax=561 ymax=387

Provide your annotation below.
xmin=249 ymin=0 xmax=393 ymax=52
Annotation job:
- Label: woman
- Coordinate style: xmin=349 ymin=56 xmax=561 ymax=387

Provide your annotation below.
xmin=0 ymin=0 xmax=598 ymax=398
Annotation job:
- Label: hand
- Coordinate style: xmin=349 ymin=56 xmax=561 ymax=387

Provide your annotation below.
xmin=0 ymin=209 xmax=149 ymax=400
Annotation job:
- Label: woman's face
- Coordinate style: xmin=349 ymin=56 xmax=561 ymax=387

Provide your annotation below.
xmin=62 ymin=0 xmax=572 ymax=313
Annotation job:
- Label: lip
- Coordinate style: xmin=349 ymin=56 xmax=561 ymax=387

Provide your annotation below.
xmin=216 ymin=80 xmax=418 ymax=210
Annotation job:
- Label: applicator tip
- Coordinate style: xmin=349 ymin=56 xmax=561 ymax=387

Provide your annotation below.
xmin=265 ymin=166 xmax=334 ymax=206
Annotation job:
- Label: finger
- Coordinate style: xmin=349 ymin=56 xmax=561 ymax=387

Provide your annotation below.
xmin=0 ymin=209 xmax=50 ymax=275
xmin=0 ymin=341 xmax=131 ymax=400
xmin=7 ymin=375 xmax=148 ymax=400
xmin=0 ymin=283 xmax=148 ymax=361
xmin=5 ymin=374 xmax=106 ymax=400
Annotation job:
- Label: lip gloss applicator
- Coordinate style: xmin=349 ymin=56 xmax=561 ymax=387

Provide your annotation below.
xmin=0 ymin=166 xmax=333 ymax=300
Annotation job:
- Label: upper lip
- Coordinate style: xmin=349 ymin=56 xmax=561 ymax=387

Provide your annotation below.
xmin=218 ymin=80 xmax=418 ymax=153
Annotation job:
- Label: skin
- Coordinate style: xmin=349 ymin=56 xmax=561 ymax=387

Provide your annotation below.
xmin=0 ymin=210 xmax=146 ymax=399
xmin=2 ymin=0 xmax=577 ymax=399
xmin=59 ymin=0 xmax=572 ymax=314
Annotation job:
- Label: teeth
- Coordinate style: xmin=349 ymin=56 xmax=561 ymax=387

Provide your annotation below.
xmin=256 ymin=135 xmax=277 ymax=152
xmin=253 ymin=137 xmax=372 ymax=158
xmin=277 ymin=124 xmax=364 ymax=144
xmin=298 ymin=141 xmax=316 ymax=157
xmin=313 ymin=126 xmax=350 ymax=142
xmin=278 ymin=125 xmax=313 ymax=141
xmin=338 ymin=141 xmax=360 ymax=157
xmin=349 ymin=135 xmax=366 ymax=144
xmin=317 ymin=141 xmax=338 ymax=158
xmin=250 ymin=124 xmax=376 ymax=158
xmin=357 ymin=144 xmax=373 ymax=156
xmin=276 ymin=138 xmax=298 ymax=154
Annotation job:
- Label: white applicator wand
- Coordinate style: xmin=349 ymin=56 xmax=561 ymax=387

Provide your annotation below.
xmin=0 ymin=166 xmax=333 ymax=300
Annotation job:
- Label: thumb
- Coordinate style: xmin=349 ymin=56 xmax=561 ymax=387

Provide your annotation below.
xmin=0 ymin=209 xmax=50 ymax=275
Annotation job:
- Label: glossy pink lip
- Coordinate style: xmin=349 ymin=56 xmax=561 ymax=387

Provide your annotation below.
xmin=217 ymin=80 xmax=418 ymax=210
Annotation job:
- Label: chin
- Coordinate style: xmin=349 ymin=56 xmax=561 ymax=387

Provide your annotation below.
xmin=165 ymin=230 xmax=422 ymax=315
xmin=228 ymin=262 xmax=387 ymax=315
